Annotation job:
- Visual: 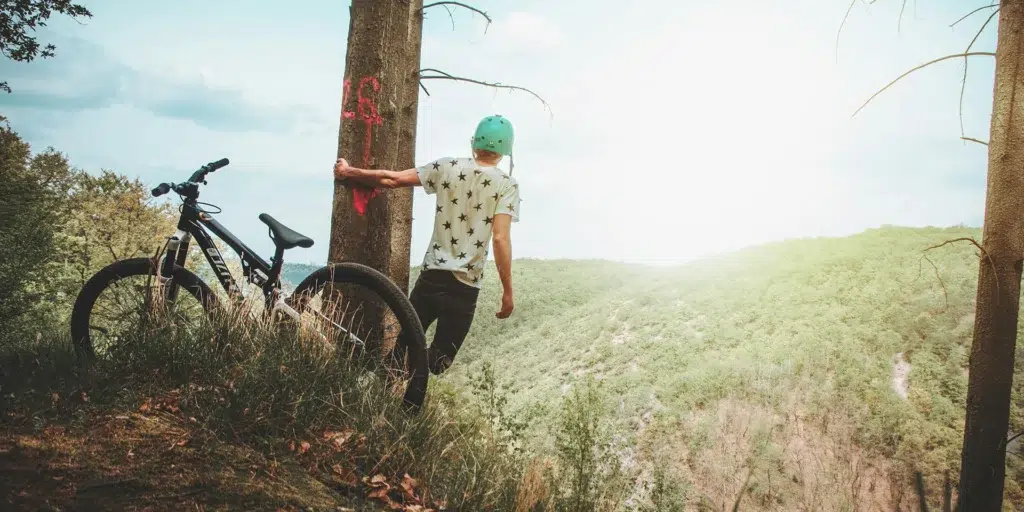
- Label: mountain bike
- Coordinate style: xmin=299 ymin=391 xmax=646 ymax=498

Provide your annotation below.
xmin=69 ymin=158 xmax=429 ymax=410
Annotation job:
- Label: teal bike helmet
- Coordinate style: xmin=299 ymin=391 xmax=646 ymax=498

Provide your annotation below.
xmin=472 ymin=115 xmax=514 ymax=156
xmin=471 ymin=114 xmax=516 ymax=174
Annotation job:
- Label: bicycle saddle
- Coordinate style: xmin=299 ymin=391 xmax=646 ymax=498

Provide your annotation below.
xmin=258 ymin=213 xmax=314 ymax=250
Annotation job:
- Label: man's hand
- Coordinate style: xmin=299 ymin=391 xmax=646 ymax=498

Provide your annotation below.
xmin=496 ymin=289 xmax=514 ymax=319
xmin=333 ymin=158 xmax=355 ymax=180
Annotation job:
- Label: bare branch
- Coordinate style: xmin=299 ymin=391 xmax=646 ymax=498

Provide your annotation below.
xmin=924 ymin=236 xmax=1000 ymax=299
xmin=961 ymin=136 xmax=988 ymax=146
xmin=959 ymin=8 xmax=1000 ymax=138
xmin=836 ymin=0 xmax=858 ymax=63
xmin=951 ymin=4 xmax=998 ymax=28
xmin=921 ymin=253 xmax=949 ymax=309
xmin=418 ymin=68 xmax=552 ymax=115
xmin=419 ymin=2 xmax=492 ymax=31
xmin=852 ymin=52 xmax=996 ymax=118
xmin=898 ymin=0 xmax=907 ymax=33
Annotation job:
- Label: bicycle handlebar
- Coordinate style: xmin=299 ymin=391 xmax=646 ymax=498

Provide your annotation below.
xmin=151 ymin=158 xmax=230 ymax=198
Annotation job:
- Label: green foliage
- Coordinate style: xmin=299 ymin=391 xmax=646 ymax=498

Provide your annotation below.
xmin=0 ymin=124 xmax=73 ymax=340
xmin=546 ymin=377 xmax=628 ymax=512
xmin=0 ymin=0 xmax=93 ymax=93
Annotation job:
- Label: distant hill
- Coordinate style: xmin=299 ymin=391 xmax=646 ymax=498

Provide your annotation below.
xmin=281 ymin=262 xmax=320 ymax=290
xmin=283 ymin=227 xmax=1024 ymax=507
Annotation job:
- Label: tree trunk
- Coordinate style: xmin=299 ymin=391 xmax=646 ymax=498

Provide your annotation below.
xmin=958 ymin=2 xmax=1024 ymax=510
xmin=329 ymin=0 xmax=423 ymax=291
xmin=388 ymin=1 xmax=424 ymax=293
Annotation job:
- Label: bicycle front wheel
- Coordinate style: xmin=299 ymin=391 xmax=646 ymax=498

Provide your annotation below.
xmin=290 ymin=262 xmax=429 ymax=411
xmin=70 ymin=257 xmax=217 ymax=361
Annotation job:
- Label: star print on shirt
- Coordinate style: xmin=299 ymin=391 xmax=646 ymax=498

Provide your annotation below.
xmin=436 ymin=205 xmax=442 ymax=213
xmin=472 ymin=276 xmax=480 ymax=283
xmin=437 ymin=257 xmax=447 ymax=264
xmin=492 ymin=193 xmax=499 ymax=201
xmin=508 ymin=203 xmax=515 ymax=212
xmin=464 ymin=262 xmax=474 ymax=270
xmin=482 ymin=179 xmax=491 ymax=187
xmin=474 ymin=203 xmax=482 ymax=211
xmin=484 ymin=216 xmax=493 ymax=225
xmin=468 ymin=227 xmax=475 ymax=236
xmin=458 ymin=172 xmax=467 ymax=181
xmin=426 ymin=179 xmax=435 ymax=188
xmin=458 ymin=213 xmax=468 ymax=222
xmin=443 ymin=221 xmax=452 ymax=230
xmin=473 ymin=169 xmax=482 ymax=175
xmin=449 ymin=159 xmax=458 ymax=166
xmin=474 ymin=240 xmax=484 ymax=248
xmin=451 ymin=197 xmax=459 ymax=205
xmin=457 ymin=252 xmax=467 ymax=259
xmin=450 ymin=237 xmax=459 ymax=246
xmin=466 ymin=190 xmax=473 ymax=199
xmin=431 ymin=162 xmax=440 ymax=170
xmin=433 ymin=243 xmax=441 ymax=251
xmin=442 ymin=181 xmax=451 ymax=189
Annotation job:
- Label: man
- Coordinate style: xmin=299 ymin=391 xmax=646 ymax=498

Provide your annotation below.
xmin=333 ymin=114 xmax=520 ymax=375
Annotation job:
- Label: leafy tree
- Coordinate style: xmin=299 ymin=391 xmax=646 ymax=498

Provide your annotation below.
xmin=0 ymin=0 xmax=93 ymax=93
xmin=54 ymin=170 xmax=178 ymax=300
xmin=0 ymin=122 xmax=72 ymax=340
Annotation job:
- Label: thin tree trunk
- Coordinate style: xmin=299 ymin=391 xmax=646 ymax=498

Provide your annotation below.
xmin=958 ymin=2 xmax=1024 ymax=510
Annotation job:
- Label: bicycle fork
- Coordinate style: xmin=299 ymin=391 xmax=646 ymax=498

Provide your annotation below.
xmin=157 ymin=229 xmax=192 ymax=305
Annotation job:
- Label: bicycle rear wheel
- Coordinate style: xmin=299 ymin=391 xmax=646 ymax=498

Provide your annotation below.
xmin=290 ymin=262 xmax=428 ymax=411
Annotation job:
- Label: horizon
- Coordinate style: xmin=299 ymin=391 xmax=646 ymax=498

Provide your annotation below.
xmin=0 ymin=0 xmax=997 ymax=267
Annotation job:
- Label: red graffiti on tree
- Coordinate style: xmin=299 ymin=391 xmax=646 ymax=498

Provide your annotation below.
xmin=341 ymin=76 xmax=384 ymax=215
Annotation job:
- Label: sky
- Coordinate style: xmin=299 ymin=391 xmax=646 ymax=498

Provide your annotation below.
xmin=0 ymin=0 xmax=1000 ymax=266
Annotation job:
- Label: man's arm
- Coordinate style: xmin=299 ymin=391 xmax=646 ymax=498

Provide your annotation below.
xmin=334 ymin=159 xmax=421 ymax=189
xmin=492 ymin=214 xmax=514 ymax=318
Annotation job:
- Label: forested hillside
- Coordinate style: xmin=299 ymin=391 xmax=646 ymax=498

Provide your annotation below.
xmin=4 ymin=119 xmax=1023 ymax=510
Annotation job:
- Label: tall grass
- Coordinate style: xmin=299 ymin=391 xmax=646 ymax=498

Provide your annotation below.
xmin=0 ymin=300 xmax=653 ymax=511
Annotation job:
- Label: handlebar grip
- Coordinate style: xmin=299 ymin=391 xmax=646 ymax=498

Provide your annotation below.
xmin=207 ymin=158 xmax=229 ymax=171
xmin=151 ymin=183 xmax=172 ymax=197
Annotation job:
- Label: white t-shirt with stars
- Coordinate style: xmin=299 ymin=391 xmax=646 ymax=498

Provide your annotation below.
xmin=417 ymin=156 xmax=521 ymax=288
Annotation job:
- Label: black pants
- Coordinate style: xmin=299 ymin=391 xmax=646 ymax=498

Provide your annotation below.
xmin=397 ymin=270 xmax=479 ymax=375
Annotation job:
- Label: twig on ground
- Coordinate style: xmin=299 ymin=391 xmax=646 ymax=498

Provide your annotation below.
xmin=961 ymin=136 xmax=988 ymax=146
xmin=417 ymin=68 xmax=552 ymax=116
xmin=852 ymin=52 xmax=997 ymax=118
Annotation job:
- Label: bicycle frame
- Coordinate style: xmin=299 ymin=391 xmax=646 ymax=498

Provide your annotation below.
xmin=158 ymin=199 xmax=292 ymax=315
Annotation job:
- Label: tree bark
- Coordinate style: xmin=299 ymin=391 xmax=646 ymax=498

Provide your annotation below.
xmin=329 ymin=0 xmax=424 ymax=293
xmin=958 ymin=2 xmax=1024 ymax=510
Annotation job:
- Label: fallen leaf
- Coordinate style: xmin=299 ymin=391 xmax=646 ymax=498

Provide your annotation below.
xmin=368 ymin=487 xmax=390 ymax=500
xmin=139 ymin=402 xmax=150 ymax=413
xmin=298 ymin=441 xmax=310 ymax=455
xmin=80 ymin=392 xmax=89 ymax=402
xmin=176 ymin=438 xmax=189 ymax=447
xmin=370 ymin=474 xmax=388 ymax=486
xmin=400 ymin=473 xmax=420 ymax=500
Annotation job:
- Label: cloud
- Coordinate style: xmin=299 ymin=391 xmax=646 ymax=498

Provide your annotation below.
xmin=0 ymin=34 xmax=323 ymax=133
